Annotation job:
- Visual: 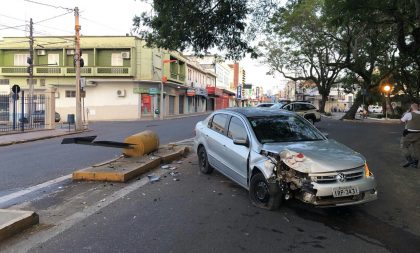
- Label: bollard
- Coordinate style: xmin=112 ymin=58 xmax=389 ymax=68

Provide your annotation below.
xmin=123 ymin=130 xmax=159 ymax=157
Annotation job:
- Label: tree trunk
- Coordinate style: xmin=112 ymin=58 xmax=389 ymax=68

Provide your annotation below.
xmin=319 ymin=94 xmax=328 ymax=113
xmin=342 ymin=94 xmax=362 ymax=120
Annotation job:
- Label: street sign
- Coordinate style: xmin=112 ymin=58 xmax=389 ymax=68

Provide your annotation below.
xmin=12 ymin=84 xmax=20 ymax=94
xmin=256 ymin=87 xmax=260 ymax=99
xmin=243 ymin=83 xmax=252 ymax=89
xmin=236 ymin=85 xmax=242 ymax=99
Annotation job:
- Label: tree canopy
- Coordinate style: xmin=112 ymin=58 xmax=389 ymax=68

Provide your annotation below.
xmin=134 ymin=0 xmax=420 ymax=117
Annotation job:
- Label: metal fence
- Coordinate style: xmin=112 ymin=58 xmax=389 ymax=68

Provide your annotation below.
xmin=0 ymin=92 xmax=48 ymax=133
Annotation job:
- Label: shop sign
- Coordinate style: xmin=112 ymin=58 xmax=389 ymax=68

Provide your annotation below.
xmin=195 ymin=87 xmax=208 ymax=97
xmin=256 ymin=87 xmax=260 ymax=99
xmin=187 ymin=88 xmax=196 ymax=96
xmin=149 ymin=88 xmax=159 ymax=95
xmin=133 ymin=87 xmax=161 ymax=94
xmin=236 ymin=85 xmax=242 ymax=100
xmin=206 ymin=86 xmax=222 ymax=96
xmin=243 ymin=83 xmax=252 ymax=89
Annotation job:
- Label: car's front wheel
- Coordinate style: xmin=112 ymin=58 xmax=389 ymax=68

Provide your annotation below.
xmin=249 ymin=173 xmax=282 ymax=210
xmin=198 ymin=146 xmax=213 ymax=174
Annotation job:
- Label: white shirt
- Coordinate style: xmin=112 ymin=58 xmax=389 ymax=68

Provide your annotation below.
xmin=401 ymin=111 xmax=420 ymax=131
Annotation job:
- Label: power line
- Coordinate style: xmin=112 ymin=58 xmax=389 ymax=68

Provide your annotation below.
xmin=35 ymin=10 xmax=73 ymax=24
xmin=80 ymin=16 xmax=126 ymax=34
xmin=0 ymin=13 xmax=26 ymax=22
xmin=24 ymin=0 xmax=73 ymax=11
xmin=0 ymin=23 xmax=27 ymax=32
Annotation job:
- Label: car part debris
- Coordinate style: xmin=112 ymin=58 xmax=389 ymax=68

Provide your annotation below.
xmin=147 ymin=174 xmax=160 ymax=183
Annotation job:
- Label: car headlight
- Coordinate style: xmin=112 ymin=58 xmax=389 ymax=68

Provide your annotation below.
xmin=364 ymin=162 xmax=372 ymax=177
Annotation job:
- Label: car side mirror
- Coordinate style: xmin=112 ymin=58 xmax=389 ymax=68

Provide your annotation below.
xmin=233 ymin=138 xmax=249 ymax=147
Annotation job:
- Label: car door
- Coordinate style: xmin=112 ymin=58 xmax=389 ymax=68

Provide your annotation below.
xmin=222 ymin=116 xmax=250 ymax=188
xmin=205 ymin=113 xmax=232 ymax=175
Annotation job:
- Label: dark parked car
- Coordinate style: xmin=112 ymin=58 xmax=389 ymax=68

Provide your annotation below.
xmin=20 ymin=110 xmax=61 ymax=123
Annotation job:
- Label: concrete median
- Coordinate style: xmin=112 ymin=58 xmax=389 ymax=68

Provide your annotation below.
xmin=0 ymin=209 xmax=39 ymax=242
xmin=72 ymin=144 xmax=190 ymax=182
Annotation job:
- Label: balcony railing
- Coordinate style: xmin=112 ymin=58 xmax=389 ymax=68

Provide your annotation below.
xmin=0 ymin=67 xmax=132 ymax=77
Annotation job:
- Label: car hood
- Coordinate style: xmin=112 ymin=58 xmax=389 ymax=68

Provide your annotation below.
xmin=261 ymin=139 xmax=365 ymax=173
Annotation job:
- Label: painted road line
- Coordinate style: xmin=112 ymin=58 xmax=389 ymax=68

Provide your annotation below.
xmin=3 ymin=168 xmax=170 ymax=253
xmin=0 ymin=175 xmax=71 ymax=206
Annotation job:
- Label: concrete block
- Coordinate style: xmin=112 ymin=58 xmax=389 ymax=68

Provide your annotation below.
xmin=0 ymin=209 xmax=39 ymax=242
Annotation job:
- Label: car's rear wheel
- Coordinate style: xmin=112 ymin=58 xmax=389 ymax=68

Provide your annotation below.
xmin=249 ymin=173 xmax=282 ymax=210
xmin=198 ymin=146 xmax=213 ymax=174
xmin=305 ymin=116 xmax=315 ymax=124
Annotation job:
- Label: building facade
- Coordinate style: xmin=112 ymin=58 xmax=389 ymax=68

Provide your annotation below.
xmin=0 ymin=36 xmax=194 ymax=121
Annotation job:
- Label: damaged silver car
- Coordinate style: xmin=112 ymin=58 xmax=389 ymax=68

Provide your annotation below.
xmin=194 ymin=108 xmax=377 ymax=210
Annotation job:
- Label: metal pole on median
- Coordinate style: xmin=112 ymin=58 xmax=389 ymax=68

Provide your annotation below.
xmin=160 ymin=56 xmax=164 ymax=120
xmin=74 ymin=7 xmax=83 ymax=131
xmin=21 ymin=91 xmax=24 ymax=132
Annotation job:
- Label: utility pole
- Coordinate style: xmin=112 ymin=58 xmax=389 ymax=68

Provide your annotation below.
xmin=74 ymin=7 xmax=82 ymax=131
xmin=28 ymin=18 xmax=34 ymax=123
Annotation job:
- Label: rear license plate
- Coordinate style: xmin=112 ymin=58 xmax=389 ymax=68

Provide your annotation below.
xmin=332 ymin=186 xmax=359 ymax=198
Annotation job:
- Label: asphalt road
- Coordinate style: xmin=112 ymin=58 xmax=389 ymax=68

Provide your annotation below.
xmin=18 ymin=118 xmax=420 ymax=253
xmin=0 ymin=115 xmax=209 ymax=196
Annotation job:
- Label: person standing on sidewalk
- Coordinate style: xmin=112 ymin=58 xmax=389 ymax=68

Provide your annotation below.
xmin=400 ymin=103 xmax=420 ymax=168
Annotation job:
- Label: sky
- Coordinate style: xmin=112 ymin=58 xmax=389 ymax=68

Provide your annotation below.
xmin=0 ymin=0 xmax=286 ymax=93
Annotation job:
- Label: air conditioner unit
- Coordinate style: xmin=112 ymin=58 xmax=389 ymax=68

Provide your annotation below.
xmin=37 ymin=49 xmax=46 ymax=56
xmin=66 ymin=49 xmax=75 ymax=55
xmin=117 ymin=89 xmax=126 ymax=97
xmin=121 ymin=52 xmax=130 ymax=59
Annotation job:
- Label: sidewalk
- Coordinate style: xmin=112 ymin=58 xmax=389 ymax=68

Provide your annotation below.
xmin=0 ymin=128 xmax=85 ymax=147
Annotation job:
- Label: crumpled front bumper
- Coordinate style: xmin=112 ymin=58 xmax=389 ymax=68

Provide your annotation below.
xmin=299 ymin=176 xmax=377 ymax=207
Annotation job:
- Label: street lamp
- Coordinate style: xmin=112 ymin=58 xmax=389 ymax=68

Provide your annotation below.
xmin=383 ymin=84 xmax=391 ymax=120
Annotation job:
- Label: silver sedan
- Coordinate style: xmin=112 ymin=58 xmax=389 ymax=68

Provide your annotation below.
xmin=194 ymin=108 xmax=377 ymax=210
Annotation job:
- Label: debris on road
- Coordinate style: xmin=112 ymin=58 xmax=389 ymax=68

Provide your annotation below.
xmin=147 ymin=174 xmax=160 ymax=183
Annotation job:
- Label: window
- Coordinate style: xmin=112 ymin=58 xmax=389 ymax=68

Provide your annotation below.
xmin=65 ymin=90 xmax=76 ymax=98
xmin=111 ymin=53 xmax=123 ymax=66
xmin=14 ymin=54 xmax=29 ymax=66
xmin=283 ymin=104 xmax=293 ymax=111
xmin=0 ymin=79 xmax=9 ymax=85
xmin=82 ymin=54 xmax=88 ymax=66
xmin=48 ymin=54 xmax=60 ymax=65
xmin=26 ymin=79 xmax=37 ymax=85
xmin=228 ymin=117 xmax=248 ymax=140
xmin=210 ymin=114 xmax=228 ymax=134
xmin=40 ymin=79 xmax=46 ymax=86
xmin=304 ymin=104 xmax=316 ymax=110
xmin=293 ymin=103 xmax=305 ymax=111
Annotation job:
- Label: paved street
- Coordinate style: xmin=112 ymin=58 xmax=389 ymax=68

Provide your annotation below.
xmin=0 ymin=115 xmax=208 ymax=197
xmin=1 ymin=117 xmax=419 ymax=253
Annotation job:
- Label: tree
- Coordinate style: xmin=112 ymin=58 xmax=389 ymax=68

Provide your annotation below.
xmin=261 ymin=0 xmax=344 ymax=113
xmin=324 ymin=0 xmax=397 ymax=119
xmin=133 ymin=0 xmax=252 ymax=59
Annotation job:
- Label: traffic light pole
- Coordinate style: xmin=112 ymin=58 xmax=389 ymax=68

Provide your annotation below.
xmin=28 ymin=18 xmax=34 ymax=124
xmin=74 ymin=7 xmax=83 ymax=131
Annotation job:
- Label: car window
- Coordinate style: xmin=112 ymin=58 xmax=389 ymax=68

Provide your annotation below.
xmin=227 ymin=116 xmax=248 ymax=140
xmin=247 ymin=115 xmax=324 ymax=143
xmin=304 ymin=104 xmax=316 ymax=110
xmin=283 ymin=104 xmax=293 ymax=111
xmin=210 ymin=113 xmax=228 ymax=134
xmin=293 ymin=103 xmax=305 ymax=111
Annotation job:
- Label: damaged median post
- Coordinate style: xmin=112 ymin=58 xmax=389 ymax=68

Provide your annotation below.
xmin=62 ymin=130 xmax=189 ymax=182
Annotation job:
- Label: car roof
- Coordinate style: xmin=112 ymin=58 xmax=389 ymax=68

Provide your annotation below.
xmin=221 ymin=107 xmax=295 ymax=117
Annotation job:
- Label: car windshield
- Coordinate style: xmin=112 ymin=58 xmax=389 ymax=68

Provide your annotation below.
xmin=270 ymin=103 xmax=286 ymax=109
xmin=247 ymin=115 xmax=325 ymax=143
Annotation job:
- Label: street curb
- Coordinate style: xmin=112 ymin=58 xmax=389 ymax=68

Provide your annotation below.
xmin=72 ymin=145 xmax=189 ymax=183
xmin=0 ymin=129 xmax=92 ymax=147
xmin=0 ymin=209 xmax=39 ymax=242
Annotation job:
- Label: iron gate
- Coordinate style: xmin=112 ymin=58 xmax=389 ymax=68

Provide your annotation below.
xmin=0 ymin=93 xmax=48 ymax=133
